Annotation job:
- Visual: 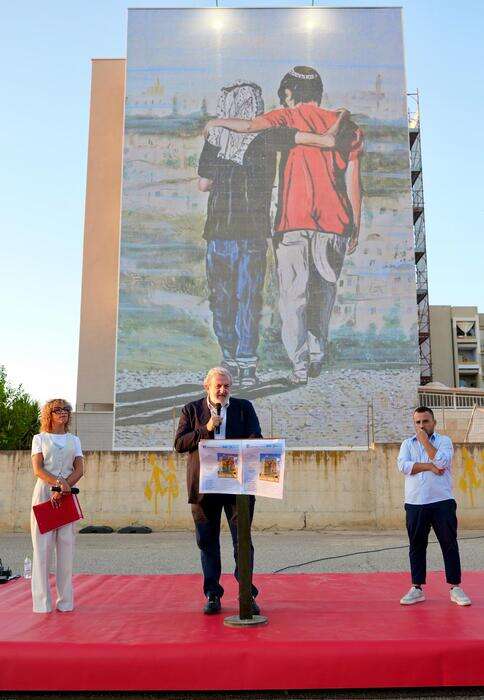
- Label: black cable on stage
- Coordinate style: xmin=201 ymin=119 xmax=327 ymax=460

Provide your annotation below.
xmin=273 ymin=535 xmax=484 ymax=573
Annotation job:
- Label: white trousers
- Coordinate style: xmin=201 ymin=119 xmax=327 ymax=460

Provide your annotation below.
xmin=275 ymin=230 xmax=347 ymax=375
xmin=31 ymin=482 xmax=75 ymax=613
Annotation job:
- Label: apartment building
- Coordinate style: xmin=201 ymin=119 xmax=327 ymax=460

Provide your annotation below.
xmin=430 ymin=306 xmax=484 ymax=388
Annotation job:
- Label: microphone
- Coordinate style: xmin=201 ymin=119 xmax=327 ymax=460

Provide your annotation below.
xmin=215 ymin=402 xmax=222 ymax=435
xmin=51 ymin=486 xmax=80 ymax=494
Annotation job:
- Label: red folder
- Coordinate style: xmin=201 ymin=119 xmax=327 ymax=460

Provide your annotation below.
xmin=33 ymin=494 xmax=84 ymax=534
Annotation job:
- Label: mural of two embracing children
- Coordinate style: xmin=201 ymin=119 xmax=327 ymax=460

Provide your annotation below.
xmin=197 ymin=65 xmax=363 ymax=387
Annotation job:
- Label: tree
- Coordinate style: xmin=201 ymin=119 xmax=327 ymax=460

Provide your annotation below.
xmin=0 ymin=366 xmax=40 ymax=450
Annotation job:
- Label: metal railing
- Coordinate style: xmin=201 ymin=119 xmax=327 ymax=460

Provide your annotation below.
xmin=419 ymin=387 xmax=484 ymax=409
xmin=75 ymin=393 xmax=484 ymax=451
xmin=115 ymin=400 xmax=420 ymax=451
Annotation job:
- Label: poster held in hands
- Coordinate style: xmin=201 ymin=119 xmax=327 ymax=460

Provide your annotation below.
xmin=199 ymin=439 xmax=285 ymax=499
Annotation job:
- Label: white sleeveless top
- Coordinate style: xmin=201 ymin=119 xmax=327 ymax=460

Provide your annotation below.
xmin=31 ymin=433 xmax=82 ymax=505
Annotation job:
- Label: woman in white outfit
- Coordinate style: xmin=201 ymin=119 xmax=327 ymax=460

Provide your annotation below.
xmin=31 ymin=399 xmax=84 ymax=613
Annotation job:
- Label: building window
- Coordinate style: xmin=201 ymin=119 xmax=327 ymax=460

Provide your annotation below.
xmin=458 ymin=348 xmax=477 ymax=364
xmin=456 ymin=321 xmax=476 ymax=337
xmin=459 ymin=376 xmax=478 ymax=388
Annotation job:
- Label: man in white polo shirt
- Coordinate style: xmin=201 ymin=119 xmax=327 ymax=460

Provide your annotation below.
xmin=397 ymin=406 xmax=471 ymax=606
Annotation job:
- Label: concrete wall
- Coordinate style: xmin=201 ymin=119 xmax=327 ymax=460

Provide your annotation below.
xmin=429 ymin=306 xmax=455 ymax=387
xmin=76 ymin=59 xmax=125 ymax=411
xmin=71 ymin=412 xmax=114 ymax=451
xmin=431 ymin=407 xmax=474 ymax=443
xmin=2 ymin=445 xmax=483 ymax=532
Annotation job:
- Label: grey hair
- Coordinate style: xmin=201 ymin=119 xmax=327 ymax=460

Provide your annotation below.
xmin=203 ymin=366 xmax=233 ymax=388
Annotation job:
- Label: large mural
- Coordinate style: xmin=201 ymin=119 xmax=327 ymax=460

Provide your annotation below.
xmin=114 ymin=7 xmax=420 ymax=449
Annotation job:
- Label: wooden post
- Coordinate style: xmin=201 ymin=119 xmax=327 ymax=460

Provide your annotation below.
xmin=224 ymin=494 xmax=268 ymax=627
xmin=236 ymin=494 xmax=253 ymax=620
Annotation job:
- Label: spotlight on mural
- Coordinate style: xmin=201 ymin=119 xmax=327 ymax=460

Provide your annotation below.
xmin=114 ymin=7 xmax=420 ymax=449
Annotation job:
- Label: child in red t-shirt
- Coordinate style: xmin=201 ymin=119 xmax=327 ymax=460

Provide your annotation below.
xmin=205 ymin=66 xmax=363 ymax=384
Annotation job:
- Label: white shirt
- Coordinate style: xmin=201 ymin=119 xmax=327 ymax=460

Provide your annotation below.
xmin=397 ymin=432 xmax=454 ymax=505
xmin=31 ymin=432 xmax=83 ymax=457
xmin=207 ymin=397 xmax=230 ymax=440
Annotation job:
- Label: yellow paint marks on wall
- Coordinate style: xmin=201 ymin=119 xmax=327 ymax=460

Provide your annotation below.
xmin=458 ymin=447 xmax=483 ymax=507
xmin=144 ymin=453 xmax=179 ymax=516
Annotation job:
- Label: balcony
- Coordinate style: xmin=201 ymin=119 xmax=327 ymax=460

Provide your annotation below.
xmin=419 ymin=386 xmax=484 ymax=408
xmin=455 ymin=321 xmax=478 ymax=346
xmin=458 ymin=366 xmax=480 ymax=376
xmin=456 ymin=336 xmax=478 ymax=346
xmin=458 ymin=349 xmax=479 ymax=365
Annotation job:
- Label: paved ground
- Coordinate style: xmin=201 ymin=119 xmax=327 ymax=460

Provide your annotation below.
xmin=2 ymin=529 xmax=484 ymax=578
xmin=2 ymin=530 xmax=483 ymax=700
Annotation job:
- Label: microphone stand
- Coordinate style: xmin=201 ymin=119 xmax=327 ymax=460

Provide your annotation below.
xmin=224 ymin=493 xmax=267 ymax=627
xmin=215 ymin=399 xmax=267 ymax=627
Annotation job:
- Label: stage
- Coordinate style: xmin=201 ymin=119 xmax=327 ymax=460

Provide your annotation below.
xmin=0 ymin=571 xmax=482 ymax=692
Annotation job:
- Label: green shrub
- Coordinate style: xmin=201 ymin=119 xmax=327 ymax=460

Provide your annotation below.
xmin=0 ymin=366 xmax=40 ymax=450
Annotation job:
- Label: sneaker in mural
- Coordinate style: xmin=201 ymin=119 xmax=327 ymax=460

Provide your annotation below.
xmin=220 ymin=359 xmax=239 ymax=384
xmin=239 ymin=366 xmax=257 ymax=388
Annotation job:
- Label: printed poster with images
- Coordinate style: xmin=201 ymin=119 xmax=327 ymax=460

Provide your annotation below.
xmin=199 ymin=439 xmax=285 ymax=499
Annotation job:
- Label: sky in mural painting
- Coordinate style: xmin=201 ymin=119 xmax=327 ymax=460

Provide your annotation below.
xmin=126 ymin=8 xmax=405 ymax=118
xmin=1 ymin=0 xmax=483 ymax=406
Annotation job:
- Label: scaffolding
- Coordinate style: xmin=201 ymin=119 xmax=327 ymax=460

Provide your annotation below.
xmin=408 ymin=91 xmax=432 ymax=385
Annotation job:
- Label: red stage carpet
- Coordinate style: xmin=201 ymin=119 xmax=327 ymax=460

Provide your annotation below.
xmin=0 ymin=571 xmax=482 ymax=692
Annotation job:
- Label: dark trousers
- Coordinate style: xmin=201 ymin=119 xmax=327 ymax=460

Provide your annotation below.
xmin=191 ymin=493 xmax=258 ymax=599
xmin=405 ymin=499 xmax=461 ymax=585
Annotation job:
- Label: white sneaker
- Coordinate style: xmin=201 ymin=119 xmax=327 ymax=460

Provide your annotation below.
xmin=400 ymin=586 xmax=425 ymax=605
xmin=450 ymin=587 xmax=471 ymax=606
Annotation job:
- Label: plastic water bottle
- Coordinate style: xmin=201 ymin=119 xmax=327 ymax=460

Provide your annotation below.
xmin=23 ymin=556 xmax=32 ymax=579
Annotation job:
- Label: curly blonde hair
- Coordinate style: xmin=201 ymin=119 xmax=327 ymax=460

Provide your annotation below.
xmin=40 ymin=399 xmax=72 ymax=433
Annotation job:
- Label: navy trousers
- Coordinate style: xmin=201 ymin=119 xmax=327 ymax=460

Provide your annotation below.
xmin=191 ymin=493 xmax=258 ymax=599
xmin=405 ymin=498 xmax=461 ymax=585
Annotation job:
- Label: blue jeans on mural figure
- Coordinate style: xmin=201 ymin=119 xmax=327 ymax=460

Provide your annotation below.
xmin=206 ymin=238 xmax=267 ymax=364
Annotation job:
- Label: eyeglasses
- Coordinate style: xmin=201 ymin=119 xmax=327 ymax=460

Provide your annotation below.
xmin=52 ymin=407 xmax=70 ymax=414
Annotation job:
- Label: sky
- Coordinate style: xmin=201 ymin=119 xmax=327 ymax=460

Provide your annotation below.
xmin=1 ymin=0 xmax=483 ymax=406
